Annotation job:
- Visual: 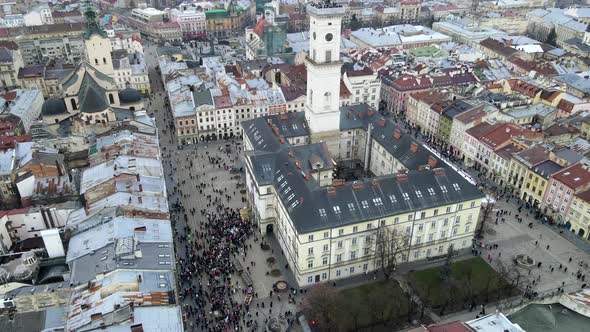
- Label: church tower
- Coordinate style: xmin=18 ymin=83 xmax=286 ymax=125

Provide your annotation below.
xmin=304 ymin=1 xmax=345 ymax=149
xmin=82 ymin=1 xmax=114 ymax=76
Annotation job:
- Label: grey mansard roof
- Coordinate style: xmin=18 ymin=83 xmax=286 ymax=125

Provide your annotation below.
xmin=286 ymin=168 xmax=483 ymax=233
xmin=340 ymin=104 xmax=443 ymax=170
xmin=243 ymin=111 xmax=310 ymax=153
xmin=243 ymin=105 xmax=484 ymax=234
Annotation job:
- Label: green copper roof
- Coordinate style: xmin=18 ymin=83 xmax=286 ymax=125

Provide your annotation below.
xmin=206 ymin=9 xmax=229 ymax=19
xmin=83 ymin=2 xmax=107 ymax=39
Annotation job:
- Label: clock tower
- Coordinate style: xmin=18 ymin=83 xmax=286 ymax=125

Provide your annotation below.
xmin=304 ymin=1 xmax=345 ymax=138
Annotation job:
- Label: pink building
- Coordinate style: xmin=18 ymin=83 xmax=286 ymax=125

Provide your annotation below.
xmin=542 ymin=162 xmax=590 ymax=218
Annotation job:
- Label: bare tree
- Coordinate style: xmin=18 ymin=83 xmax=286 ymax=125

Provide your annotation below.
xmin=299 ymin=284 xmax=341 ymax=331
xmin=477 ymin=197 xmax=495 ymax=239
xmin=373 ymin=227 xmax=410 ymax=280
xmin=495 ymin=260 xmax=533 ymax=299
xmin=440 ymin=244 xmax=455 ymax=282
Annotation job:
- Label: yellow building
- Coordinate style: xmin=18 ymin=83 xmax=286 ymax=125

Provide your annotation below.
xmin=566 ymin=190 xmax=590 ymax=240
xmin=508 ymin=145 xmax=553 ymax=207
xmin=521 ymin=160 xmax=563 ymax=209
xmin=205 ymin=1 xmax=255 ymax=38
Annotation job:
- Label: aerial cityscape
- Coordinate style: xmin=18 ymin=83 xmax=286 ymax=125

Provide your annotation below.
xmin=1 ymin=0 xmax=590 ymax=331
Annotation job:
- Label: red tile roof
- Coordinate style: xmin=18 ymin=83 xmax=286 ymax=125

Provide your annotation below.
xmin=340 ymin=80 xmax=352 ymax=98
xmin=545 ymin=123 xmax=579 ymax=137
xmin=214 ymin=95 xmax=232 ymax=109
xmin=151 ymin=22 xmax=180 ymax=29
xmin=0 ymin=135 xmax=32 ymax=150
xmin=428 ymin=321 xmax=474 ymax=332
xmin=495 ymin=143 xmax=522 ymax=160
xmin=280 ymin=85 xmax=305 ymax=102
xmin=552 ymin=162 xmax=590 ymax=190
xmin=0 ymin=91 xmax=17 ymax=101
xmin=543 ymin=90 xmax=561 ymax=102
xmin=254 ymin=18 xmax=269 ymax=37
xmin=454 ymin=107 xmax=487 ymax=124
xmin=479 ymin=123 xmax=526 ymax=149
xmin=391 ymin=74 xmax=432 ymax=91
xmin=557 ymin=99 xmax=575 ymax=113
xmin=431 ymin=100 xmax=452 ymax=113
xmin=410 ymin=91 xmax=449 ymax=105
xmin=284 ymin=64 xmax=306 ymax=84
xmin=466 ymin=122 xmax=501 ymax=140
xmin=52 ymin=10 xmax=82 ymax=18
xmin=508 ymin=79 xmax=541 ymax=97
xmin=576 ymin=188 xmax=590 ymax=204
xmin=515 ymin=145 xmax=550 ymax=167
xmin=0 ymin=41 xmax=18 ymax=50
xmin=347 ymin=67 xmax=374 ymax=77
xmin=479 ymin=38 xmax=517 ymax=58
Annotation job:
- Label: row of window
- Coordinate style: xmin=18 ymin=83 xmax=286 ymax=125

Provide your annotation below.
xmin=308 ymin=211 xmax=473 ymax=244
xmin=305 ymin=244 xmax=459 ymax=283
xmin=306 ymin=264 xmax=371 ymax=283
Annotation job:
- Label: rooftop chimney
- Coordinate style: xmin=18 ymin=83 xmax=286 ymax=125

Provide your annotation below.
xmin=393 ymin=129 xmax=401 ymax=139
xmin=410 ymin=142 xmax=418 ymax=153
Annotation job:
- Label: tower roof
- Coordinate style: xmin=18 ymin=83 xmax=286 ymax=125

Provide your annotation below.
xmin=77 ymin=73 xmax=110 ymax=114
xmin=82 ymin=1 xmax=107 ymax=39
xmin=307 ymin=0 xmax=345 ymax=16
xmin=254 ymin=18 xmax=270 ymax=37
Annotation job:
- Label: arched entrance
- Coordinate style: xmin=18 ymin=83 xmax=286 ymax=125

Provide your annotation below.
xmin=579 ymin=229 xmax=585 ymax=238
xmin=266 ymin=224 xmax=274 ymax=233
xmin=564 ymin=221 xmax=572 ymax=230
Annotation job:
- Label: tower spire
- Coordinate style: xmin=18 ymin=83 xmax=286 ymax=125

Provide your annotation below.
xmin=82 ymin=0 xmax=107 ymax=39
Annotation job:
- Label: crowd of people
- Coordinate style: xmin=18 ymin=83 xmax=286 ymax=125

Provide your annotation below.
xmin=144 ymin=56 xmax=296 ymax=330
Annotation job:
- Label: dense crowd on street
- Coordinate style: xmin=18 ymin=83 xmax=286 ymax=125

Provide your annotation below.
xmin=144 ymin=49 xmax=296 ymax=330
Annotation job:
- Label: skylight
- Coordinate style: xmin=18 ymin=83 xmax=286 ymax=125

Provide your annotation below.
xmin=361 ymin=200 xmax=369 ymax=209
xmin=348 ymin=203 xmax=356 ymax=212
xmin=389 ymin=194 xmax=397 ymax=203
xmin=441 ymin=185 xmax=448 ymax=193
xmin=333 ymin=206 xmax=341 ymax=214
xmin=402 ymin=192 xmax=410 ymax=200
xmin=452 ymin=183 xmax=460 ymax=191
xmin=373 ymin=197 xmax=383 ymax=206
xmin=416 ymin=190 xmax=423 ymax=198
xmin=427 ymin=188 xmax=435 ymax=196
xmin=319 ymin=208 xmax=327 ymax=217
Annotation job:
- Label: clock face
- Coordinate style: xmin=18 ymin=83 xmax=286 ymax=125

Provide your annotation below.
xmin=313 ymin=32 xmax=316 ymax=40
xmin=325 ymin=33 xmax=333 ymax=42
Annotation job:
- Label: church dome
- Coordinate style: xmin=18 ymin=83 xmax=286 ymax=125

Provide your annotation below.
xmin=118 ymin=88 xmax=142 ymax=104
xmin=41 ymin=98 xmax=68 ymax=116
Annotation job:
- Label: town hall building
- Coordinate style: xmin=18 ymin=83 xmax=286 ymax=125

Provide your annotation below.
xmin=242 ymin=1 xmax=485 ymax=286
